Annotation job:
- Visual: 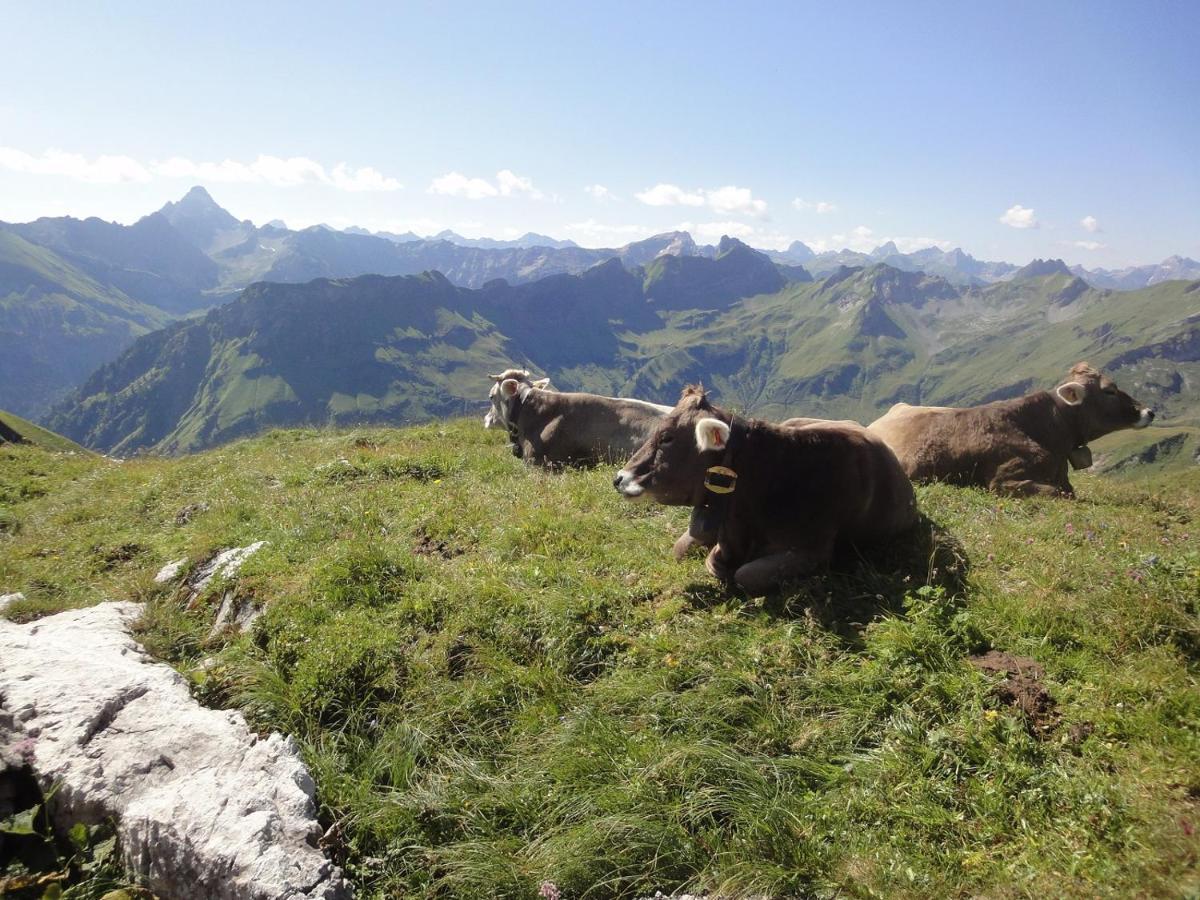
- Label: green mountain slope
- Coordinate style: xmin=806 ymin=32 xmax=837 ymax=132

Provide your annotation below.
xmin=0 ymin=408 xmax=89 ymax=452
xmin=0 ymin=232 xmax=173 ymax=419
xmin=47 ymin=259 xmax=1200 ymax=459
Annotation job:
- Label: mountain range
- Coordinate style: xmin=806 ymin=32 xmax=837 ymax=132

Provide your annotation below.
xmin=46 ymin=239 xmax=1200 ymax=457
xmin=4 ymin=186 xmax=1199 ymax=423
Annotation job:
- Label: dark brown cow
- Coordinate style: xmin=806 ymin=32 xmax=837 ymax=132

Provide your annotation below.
xmin=867 ymin=362 xmax=1154 ymax=496
xmin=614 ymin=387 xmax=918 ymax=595
xmin=495 ymin=376 xmax=672 ymax=466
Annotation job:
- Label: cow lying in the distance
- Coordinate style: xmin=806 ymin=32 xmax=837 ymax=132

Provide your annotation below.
xmin=494 ymin=375 xmax=672 ymax=466
xmin=483 ymin=369 xmax=551 ymax=431
xmin=867 ymin=362 xmax=1154 ymax=496
xmin=614 ymin=386 xmax=918 ymax=595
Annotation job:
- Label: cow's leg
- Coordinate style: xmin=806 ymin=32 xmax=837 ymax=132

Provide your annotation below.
xmin=673 ymin=530 xmax=712 ymax=560
xmin=705 ymin=544 xmax=735 ymax=583
xmin=993 ymin=478 xmax=1071 ymax=498
xmin=732 ymin=546 xmax=829 ymax=596
xmin=989 ymin=458 xmax=1071 ymax=498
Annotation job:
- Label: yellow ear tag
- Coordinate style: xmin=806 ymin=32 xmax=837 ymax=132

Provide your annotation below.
xmin=704 ymin=466 xmax=737 ymax=494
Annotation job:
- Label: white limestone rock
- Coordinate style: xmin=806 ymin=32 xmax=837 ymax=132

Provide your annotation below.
xmin=0 ymin=602 xmax=350 ymax=899
xmin=189 ymin=542 xmax=268 ymax=597
xmin=0 ymin=592 xmax=24 ymax=612
xmin=154 ymin=559 xmax=187 ymax=584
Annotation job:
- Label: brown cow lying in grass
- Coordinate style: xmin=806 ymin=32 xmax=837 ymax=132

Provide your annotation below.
xmin=493 ymin=374 xmax=672 ymax=466
xmin=867 ymin=362 xmax=1154 ymax=497
xmin=483 ymin=369 xmax=551 ymax=431
xmin=614 ymin=386 xmax=918 ymax=595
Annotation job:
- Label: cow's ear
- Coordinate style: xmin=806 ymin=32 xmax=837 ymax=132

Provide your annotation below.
xmin=532 ymin=377 xmax=551 ymax=389
xmin=1056 ymin=381 xmax=1086 ymax=406
xmin=500 ymin=378 xmax=521 ymax=398
xmin=695 ymin=417 xmax=731 ymax=452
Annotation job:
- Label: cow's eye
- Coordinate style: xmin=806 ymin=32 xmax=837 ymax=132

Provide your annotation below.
xmin=660 ymin=433 xmax=674 ymax=445
xmin=1103 ymin=387 xmax=1117 ymax=395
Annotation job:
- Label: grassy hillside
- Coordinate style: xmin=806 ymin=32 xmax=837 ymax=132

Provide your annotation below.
xmin=0 ymin=231 xmax=173 ymax=419
xmin=0 ymin=408 xmax=88 ymax=453
xmin=2 ymin=421 xmax=1197 ymax=898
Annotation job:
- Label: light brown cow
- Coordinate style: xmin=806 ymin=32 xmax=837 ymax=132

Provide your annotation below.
xmin=614 ymin=386 xmax=918 ymax=595
xmin=867 ymin=362 xmax=1154 ymax=497
xmin=495 ymin=376 xmax=672 ymax=466
xmin=483 ymin=369 xmax=551 ymax=430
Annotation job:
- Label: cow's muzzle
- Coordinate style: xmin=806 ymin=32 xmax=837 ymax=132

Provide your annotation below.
xmin=613 ymin=469 xmax=645 ymax=498
xmin=1135 ymin=408 xmax=1155 ymax=428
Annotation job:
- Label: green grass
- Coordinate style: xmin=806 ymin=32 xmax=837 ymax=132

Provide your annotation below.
xmin=0 ymin=409 xmax=91 ymax=454
xmin=1 ymin=420 xmax=1198 ymax=898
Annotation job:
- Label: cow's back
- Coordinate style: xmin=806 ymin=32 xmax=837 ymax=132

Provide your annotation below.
xmin=521 ymin=390 xmax=668 ymax=465
xmin=732 ymin=421 xmax=916 ymax=553
xmin=868 ymin=403 xmax=1013 ymax=485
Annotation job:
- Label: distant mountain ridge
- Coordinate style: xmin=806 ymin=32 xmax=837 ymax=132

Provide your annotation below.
xmin=4 ymin=185 xmax=1198 ymax=422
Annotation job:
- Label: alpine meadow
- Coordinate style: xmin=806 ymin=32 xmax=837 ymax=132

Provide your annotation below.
xmin=2 ymin=3 xmax=1199 ymax=899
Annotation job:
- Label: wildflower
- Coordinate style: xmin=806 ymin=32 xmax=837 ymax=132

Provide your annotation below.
xmin=1064 ymin=522 xmax=1075 ymax=535
xmin=539 ymin=882 xmax=561 ymax=900
xmin=983 ymin=710 xmax=999 ymax=721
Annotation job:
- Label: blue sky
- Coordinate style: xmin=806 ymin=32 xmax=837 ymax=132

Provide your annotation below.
xmin=2 ymin=0 xmax=1197 ymax=266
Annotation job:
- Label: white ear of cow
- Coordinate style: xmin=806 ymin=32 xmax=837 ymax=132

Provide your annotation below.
xmin=500 ymin=378 xmax=521 ymax=398
xmin=695 ymin=417 xmax=731 ymax=452
xmin=1056 ymin=381 xmax=1086 ymax=406
xmin=532 ymin=377 xmax=551 ymax=389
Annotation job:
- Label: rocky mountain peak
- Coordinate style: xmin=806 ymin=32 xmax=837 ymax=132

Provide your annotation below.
xmin=1012 ymin=258 xmax=1073 ymax=280
xmin=156 ymin=186 xmax=242 ymax=251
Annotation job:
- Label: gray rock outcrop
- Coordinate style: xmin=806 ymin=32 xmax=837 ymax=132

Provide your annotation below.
xmin=0 ymin=602 xmax=350 ymax=899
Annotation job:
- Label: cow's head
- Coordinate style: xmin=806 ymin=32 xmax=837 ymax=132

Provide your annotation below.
xmin=614 ymin=385 xmax=730 ymax=505
xmin=1053 ymin=362 xmax=1154 ymax=439
xmin=484 ymin=369 xmax=550 ymax=429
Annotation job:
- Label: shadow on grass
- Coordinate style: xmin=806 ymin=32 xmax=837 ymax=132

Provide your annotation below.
xmin=681 ymin=513 xmax=970 ymax=645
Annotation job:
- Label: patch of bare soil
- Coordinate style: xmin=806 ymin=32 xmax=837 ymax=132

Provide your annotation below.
xmin=970 ymin=650 xmax=1060 ymax=738
xmin=414 ymin=532 xmax=463 ymax=560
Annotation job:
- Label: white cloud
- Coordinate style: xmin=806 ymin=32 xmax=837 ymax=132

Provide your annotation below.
xmin=584 ymin=184 xmax=615 ymax=203
xmin=428 ymin=169 xmax=543 ymax=200
xmin=635 ymin=183 xmax=706 ymax=207
xmin=496 ymin=169 xmax=544 ymax=199
xmin=1072 ymin=240 xmax=1105 ymax=251
xmin=703 ymin=186 xmax=767 ymax=217
xmin=0 ymin=146 xmax=151 ymax=183
xmin=1081 ymin=215 xmax=1101 ymax=233
xmin=792 ymin=197 xmax=838 ymax=214
xmin=999 ymin=204 xmax=1038 ymax=229
xmin=635 ymin=183 xmax=767 ymax=217
xmin=329 ymin=163 xmax=402 ymax=192
xmin=0 ymin=146 xmax=402 ymax=192
xmin=428 ymin=172 xmax=498 ymax=199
